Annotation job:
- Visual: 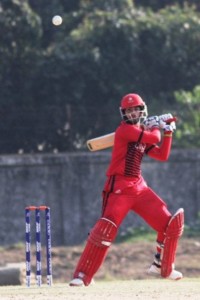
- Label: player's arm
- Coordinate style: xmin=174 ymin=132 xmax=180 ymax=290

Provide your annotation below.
xmin=118 ymin=124 xmax=161 ymax=144
xmin=146 ymin=132 xmax=173 ymax=161
xmin=144 ymin=115 xmax=176 ymax=161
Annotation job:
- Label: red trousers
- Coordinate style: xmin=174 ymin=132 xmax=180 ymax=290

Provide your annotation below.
xmin=102 ymin=175 xmax=172 ymax=243
xmin=72 ymin=175 xmax=172 ymax=285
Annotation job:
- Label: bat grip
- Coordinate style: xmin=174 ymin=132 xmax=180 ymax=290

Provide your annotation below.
xmin=166 ymin=117 xmax=177 ymax=124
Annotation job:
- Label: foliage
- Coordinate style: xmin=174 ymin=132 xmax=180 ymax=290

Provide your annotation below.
xmin=0 ymin=0 xmax=42 ymax=152
xmin=134 ymin=0 xmax=200 ymax=11
xmin=173 ymin=85 xmax=200 ymax=148
xmin=0 ymin=1 xmax=200 ymax=153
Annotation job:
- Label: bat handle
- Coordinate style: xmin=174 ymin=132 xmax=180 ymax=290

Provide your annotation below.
xmin=166 ymin=117 xmax=177 ymax=124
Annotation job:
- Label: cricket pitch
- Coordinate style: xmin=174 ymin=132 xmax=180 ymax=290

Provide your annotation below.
xmin=0 ymin=278 xmax=199 ymax=300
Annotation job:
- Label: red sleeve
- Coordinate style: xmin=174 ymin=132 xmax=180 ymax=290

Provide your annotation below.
xmin=117 ymin=123 xmax=161 ymax=144
xmin=146 ymin=134 xmax=172 ymax=161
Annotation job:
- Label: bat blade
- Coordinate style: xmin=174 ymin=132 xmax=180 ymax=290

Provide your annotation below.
xmin=87 ymin=132 xmax=115 ymax=151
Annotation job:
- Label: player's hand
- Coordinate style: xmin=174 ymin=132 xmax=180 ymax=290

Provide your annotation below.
xmin=159 ymin=113 xmax=173 ymax=122
xmin=159 ymin=119 xmax=176 ymax=132
xmin=143 ymin=116 xmax=160 ymax=129
xmin=159 ymin=113 xmax=177 ymax=132
xmin=163 ymin=123 xmax=176 ymax=132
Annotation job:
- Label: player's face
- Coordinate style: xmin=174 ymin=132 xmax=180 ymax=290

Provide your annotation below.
xmin=124 ymin=106 xmax=141 ymax=124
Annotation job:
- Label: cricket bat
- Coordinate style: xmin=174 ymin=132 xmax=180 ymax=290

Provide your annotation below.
xmin=87 ymin=117 xmax=177 ymax=151
xmin=87 ymin=132 xmax=115 ymax=151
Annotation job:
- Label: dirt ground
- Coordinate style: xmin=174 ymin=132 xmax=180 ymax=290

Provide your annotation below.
xmin=0 ymin=237 xmax=199 ymax=284
xmin=0 ymin=280 xmax=200 ymax=300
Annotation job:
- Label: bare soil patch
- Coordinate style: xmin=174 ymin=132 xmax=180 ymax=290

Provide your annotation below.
xmin=0 ymin=280 xmax=200 ymax=300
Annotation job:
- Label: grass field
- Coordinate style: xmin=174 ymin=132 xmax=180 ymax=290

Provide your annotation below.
xmin=0 ymin=278 xmax=199 ymax=300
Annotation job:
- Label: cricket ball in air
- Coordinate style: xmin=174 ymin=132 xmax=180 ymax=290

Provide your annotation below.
xmin=52 ymin=15 xmax=63 ymax=26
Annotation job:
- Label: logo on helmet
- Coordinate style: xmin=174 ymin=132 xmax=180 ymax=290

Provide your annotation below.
xmin=128 ymin=97 xmax=134 ymax=103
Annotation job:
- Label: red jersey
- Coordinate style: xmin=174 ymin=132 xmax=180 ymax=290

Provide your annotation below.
xmin=106 ymin=122 xmax=172 ymax=179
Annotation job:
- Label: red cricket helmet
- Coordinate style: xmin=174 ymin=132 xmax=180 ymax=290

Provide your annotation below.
xmin=121 ymin=94 xmax=145 ymax=109
xmin=119 ymin=93 xmax=148 ymax=124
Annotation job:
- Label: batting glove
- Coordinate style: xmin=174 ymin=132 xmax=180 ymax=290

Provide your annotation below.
xmin=159 ymin=113 xmax=173 ymax=122
xmin=162 ymin=122 xmax=176 ymax=132
xmin=159 ymin=119 xmax=176 ymax=132
xmin=143 ymin=116 xmax=160 ymax=129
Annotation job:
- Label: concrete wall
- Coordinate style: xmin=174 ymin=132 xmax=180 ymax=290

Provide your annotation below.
xmin=0 ymin=149 xmax=199 ymax=246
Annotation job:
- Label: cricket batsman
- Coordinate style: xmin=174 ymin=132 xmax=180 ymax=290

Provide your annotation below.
xmin=69 ymin=93 xmax=184 ymax=286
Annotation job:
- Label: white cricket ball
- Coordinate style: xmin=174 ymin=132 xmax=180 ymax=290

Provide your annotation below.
xmin=52 ymin=15 xmax=63 ymax=26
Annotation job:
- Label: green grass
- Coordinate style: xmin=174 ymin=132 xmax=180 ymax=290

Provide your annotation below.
xmin=184 ymin=224 xmax=200 ymax=238
xmin=116 ymin=225 xmax=200 ymax=244
xmin=0 ymin=242 xmax=24 ymax=252
xmin=116 ymin=227 xmax=156 ymax=243
xmin=0 ymin=225 xmax=198 ymax=251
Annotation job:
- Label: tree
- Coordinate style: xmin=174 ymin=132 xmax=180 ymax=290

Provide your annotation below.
xmin=134 ymin=0 xmax=200 ymax=11
xmin=174 ymin=85 xmax=200 ymax=148
xmin=0 ymin=0 xmax=42 ymax=152
xmin=1 ymin=2 xmax=200 ymax=153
